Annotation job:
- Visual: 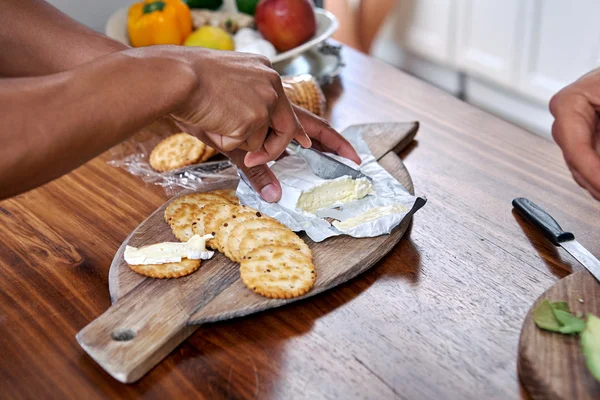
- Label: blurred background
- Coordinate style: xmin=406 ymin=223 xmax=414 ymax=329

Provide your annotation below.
xmin=49 ymin=0 xmax=600 ymax=139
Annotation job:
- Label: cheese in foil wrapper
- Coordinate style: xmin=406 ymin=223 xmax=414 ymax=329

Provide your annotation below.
xmin=236 ymin=125 xmax=427 ymax=242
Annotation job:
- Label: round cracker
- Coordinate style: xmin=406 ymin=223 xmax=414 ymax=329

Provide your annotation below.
xmin=169 ymin=203 xmax=200 ymax=242
xmin=240 ymin=245 xmax=316 ymax=299
xmin=215 ymin=210 xmax=263 ymax=258
xmin=228 ymin=218 xmax=286 ymax=262
xmin=211 ymin=189 xmax=239 ymax=204
xmin=149 ymin=133 xmax=206 ymax=172
xmin=239 ymin=228 xmax=312 ymax=260
xmin=164 ymin=192 xmax=233 ymax=223
xmin=128 ymin=258 xmax=201 ymax=279
xmin=192 ymin=203 xmax=241 ymax=249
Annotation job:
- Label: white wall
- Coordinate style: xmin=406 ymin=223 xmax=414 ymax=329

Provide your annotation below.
xmin=47 ymin=0 xmax=132 ymax=32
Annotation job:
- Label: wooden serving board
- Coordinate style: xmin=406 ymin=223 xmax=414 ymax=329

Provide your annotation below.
xmin=76 ymin=122 xmax=423 ymax=383
xmin=518 ymin=269 xmax=600 ymax=399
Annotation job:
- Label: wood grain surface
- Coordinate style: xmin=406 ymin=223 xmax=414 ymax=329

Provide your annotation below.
xmin=75 ymin=123 xmax=422 ymax=383
xmin=1 ymin=45 xmax=600 ymax=399
xmin=519 ymin=269 xmax=600 ymax=400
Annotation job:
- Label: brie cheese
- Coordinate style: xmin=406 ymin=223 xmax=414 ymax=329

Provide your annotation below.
xmin=333 ymin=203 xmax=408 ymax=231
xmin=124 ymin=234 xmax=214 ymax=265
xmin=296 ymin=176 xmax=374 ymax=214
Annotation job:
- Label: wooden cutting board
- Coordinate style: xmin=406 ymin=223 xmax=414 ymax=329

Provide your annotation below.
xmin=76 ymin=122 xmax=423 ymax=383
xmin=518 ymin=269 xmax=600 ymax=399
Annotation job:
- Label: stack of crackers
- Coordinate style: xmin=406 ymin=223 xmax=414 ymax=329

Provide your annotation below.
xmin=282 ymin=74 xmax=327 ymax=117
xmin=149 ymin=132 xmax=220 ymax=172
xmin=127 ymin=189 xmax=317 ymax=299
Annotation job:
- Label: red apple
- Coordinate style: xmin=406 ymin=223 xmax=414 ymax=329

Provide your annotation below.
xmin=255 ymin=0 xmax=317 ymax=52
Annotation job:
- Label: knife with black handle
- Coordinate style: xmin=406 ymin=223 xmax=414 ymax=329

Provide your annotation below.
xmin=512 ymin=197 xmax=600 ymax=282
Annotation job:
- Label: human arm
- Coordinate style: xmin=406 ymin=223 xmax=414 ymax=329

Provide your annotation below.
xmin=0 ymin=0 xmax=128 ymax=76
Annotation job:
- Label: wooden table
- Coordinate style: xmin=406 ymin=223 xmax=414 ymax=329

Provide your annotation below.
xmin=1 ymin=46 xmax=599 ymax=400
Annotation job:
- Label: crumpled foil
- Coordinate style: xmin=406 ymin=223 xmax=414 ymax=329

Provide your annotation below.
xmin=237 ymin=125 xmax=427 ymax=242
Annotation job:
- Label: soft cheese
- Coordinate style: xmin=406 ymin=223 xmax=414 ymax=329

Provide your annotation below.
xmin=332 ymin=203 xmax=408 ymax=231
xmin=124 ymin=234 xmax=214 ymax=265
xmin=296 ymin=176 xmax=375 ymax=213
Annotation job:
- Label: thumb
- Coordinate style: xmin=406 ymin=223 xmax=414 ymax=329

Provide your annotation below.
xmin=226 ymin=149 xmax=282 ymax=203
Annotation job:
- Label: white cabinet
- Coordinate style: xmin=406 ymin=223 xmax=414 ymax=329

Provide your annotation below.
xmin=393 ymin=0 xmax=458 ymax=66
xmin=454 ymin=0 xmax=526 ymax=87
xmin=518 ymin=0 xmax=600 ymax=103
xmin=373 ymin=0 xmax=600 ymax=138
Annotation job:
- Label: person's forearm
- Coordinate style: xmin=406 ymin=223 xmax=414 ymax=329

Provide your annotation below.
xmin=0 ymin=0 xmax=128 ymax=77
xmin=0 ymin=47 xmax=196 ymax=199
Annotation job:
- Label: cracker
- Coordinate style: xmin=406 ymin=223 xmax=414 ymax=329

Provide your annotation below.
xmin=239 ymin=245 xmax=316 ymax=299
xmin=128 ymin=258 xmax=201 ymax=279
xmin=211 ymin=188 xmax=239 ymax=204
xmin=228 ymin=217 xmax=286 ymax=262
xmin=239 ymin=228 xmax=312 ymax=260
xmin=200 ymin=145 xmax=219 ymax=163
xmin=169 ymin=203 xmax=200 ymax=242
xmin=215 ymin=210 xmax=262 ymax=257
xmin=192 ymin=203 xmax=241 ymax=249
xmin=164 ymin=192 xmax=233 ymax=223
xmin=149 ymin=133 xmax=205 ymax=172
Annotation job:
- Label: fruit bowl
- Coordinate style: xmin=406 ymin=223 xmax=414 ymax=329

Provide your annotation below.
xmin=105 ymin=6 xmax=338 ymax=65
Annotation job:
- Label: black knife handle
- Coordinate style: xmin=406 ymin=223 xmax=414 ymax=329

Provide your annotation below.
xmin=512 ymin=197 xmax=575 ymax=245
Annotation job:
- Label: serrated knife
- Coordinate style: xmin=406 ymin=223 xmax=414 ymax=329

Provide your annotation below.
xmin=512 ymin=197 xmax=600 ymax=283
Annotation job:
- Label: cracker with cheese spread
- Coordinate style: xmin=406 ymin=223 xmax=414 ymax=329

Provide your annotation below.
xmin=128 ymin=258 xmax=201 ymax=279
xmin=240 ymin=245 xmax=316 ymax=299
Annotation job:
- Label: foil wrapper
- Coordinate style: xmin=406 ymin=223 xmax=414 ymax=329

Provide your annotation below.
xmin=236 ymin=125 xmax=427 ymax=242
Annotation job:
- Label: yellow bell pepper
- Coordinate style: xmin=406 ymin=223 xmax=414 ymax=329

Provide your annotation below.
xmin=127 ymin=0 xmax=192 ymax=47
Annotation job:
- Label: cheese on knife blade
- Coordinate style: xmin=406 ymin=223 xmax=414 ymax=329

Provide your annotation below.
xmin=296 ymin=176 xmax=375 ymax=213
xmin=124 ymin=234 xmax=214 ymax=265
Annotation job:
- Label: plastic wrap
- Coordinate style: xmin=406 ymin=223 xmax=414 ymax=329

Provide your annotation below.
xmin=107 ymin=74 xmax=326 ymax=197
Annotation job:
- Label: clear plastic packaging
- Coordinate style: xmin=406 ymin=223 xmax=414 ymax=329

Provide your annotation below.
xmin=106 ymin=119 xmax=239 ymax=197
xmin=106 ymin=74 xmax=326 ymax=197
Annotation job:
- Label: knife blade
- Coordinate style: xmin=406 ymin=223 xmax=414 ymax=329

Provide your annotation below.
xmin=286 ymin=141 xmax=371 ymax=181
xmin=512 ymin=197 xmax=600 ymax=283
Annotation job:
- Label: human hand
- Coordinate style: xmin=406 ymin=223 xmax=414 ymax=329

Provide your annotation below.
xmin=167 ymin=47 xmax=311 ymax=159
xmin=200 ymin=105 xmax=361 ymax=202
xmin=550 ymin=69 xmax=600 ymax=200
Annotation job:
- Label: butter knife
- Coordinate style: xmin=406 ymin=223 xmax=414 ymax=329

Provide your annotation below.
xmin=286 ymin=141 xmax=370 ymax=181
xmin=512 ymin=197 xmax=600 ymax=283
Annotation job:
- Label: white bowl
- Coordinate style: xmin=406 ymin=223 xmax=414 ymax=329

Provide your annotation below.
xmin=105 ymin=7 xmax=338 ymax=65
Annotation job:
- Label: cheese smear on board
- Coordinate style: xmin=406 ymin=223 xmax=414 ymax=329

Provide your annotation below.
xmin=332 ymin=203 xmax=408 ymax=230
xmin=124 ymin=234 xmax=214 ymax=265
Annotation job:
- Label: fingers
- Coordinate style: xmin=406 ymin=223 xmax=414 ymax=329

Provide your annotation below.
xmin=244 ymin=77 xmax=310 ymax=167
xmin=239 ymin=122 xmax=270 ymax=153
xmin=293 ymin=105 xmax=362 ymax=165
xmin=550 ymin=90 xmax=600 ymax=195
xmin=226 ymin=149 xmax=282 ymax=203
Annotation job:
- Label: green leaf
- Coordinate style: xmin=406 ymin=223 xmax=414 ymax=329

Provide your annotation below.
xmin=551 ymin=301 xmax=569 ymax=312
xmin=533 ymin=299 xmax=586 ymax=334
xmin=534 ymin=300 xmax=562 ymax=332
xmin=554 ymin=309 xmax=586 ymax=334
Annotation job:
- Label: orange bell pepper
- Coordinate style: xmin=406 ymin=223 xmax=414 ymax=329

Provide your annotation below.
xmin=127 ymin=0 xmax=192 ymax=47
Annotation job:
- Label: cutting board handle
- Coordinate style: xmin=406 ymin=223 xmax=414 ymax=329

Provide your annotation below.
xmin=76 ymin=281 xmax=193 ymax=383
